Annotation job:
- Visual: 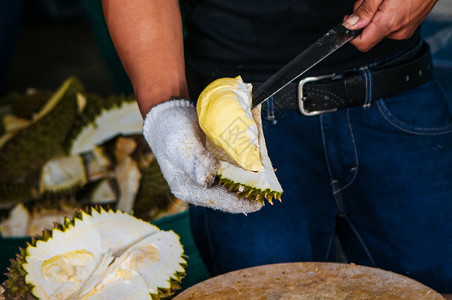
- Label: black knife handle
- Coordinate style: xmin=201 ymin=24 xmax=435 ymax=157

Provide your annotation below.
xmin=344 ymin=27 xmax=363 ymax=38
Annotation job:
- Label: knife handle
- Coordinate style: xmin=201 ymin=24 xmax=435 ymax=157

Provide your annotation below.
xmin=344 ymin=27 xmax=363 ymax=38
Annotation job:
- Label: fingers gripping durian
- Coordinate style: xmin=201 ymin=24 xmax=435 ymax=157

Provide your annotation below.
xmin=197 ymin=76 xmax=283 ymax=205
xmin=2 ymin=207 xmax=186 ymax=300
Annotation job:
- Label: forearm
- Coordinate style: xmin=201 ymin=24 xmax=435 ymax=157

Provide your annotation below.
xmin=102 ymin=0 xmax=188 ymax=116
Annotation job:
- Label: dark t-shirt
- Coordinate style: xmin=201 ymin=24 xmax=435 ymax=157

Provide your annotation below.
xmin=181 ymin=0 xmax=421 ymax=83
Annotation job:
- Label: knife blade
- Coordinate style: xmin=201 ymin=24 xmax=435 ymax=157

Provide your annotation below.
xmin=252 ymin=24 xmax=362 ymax=108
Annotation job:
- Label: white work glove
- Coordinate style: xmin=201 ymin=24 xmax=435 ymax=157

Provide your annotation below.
xmin=143 ymin=99 xmax=262 ymax=214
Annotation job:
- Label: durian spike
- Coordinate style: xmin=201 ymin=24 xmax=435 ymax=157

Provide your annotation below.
xmin=265 ymin=193 xmax=274 ymax=205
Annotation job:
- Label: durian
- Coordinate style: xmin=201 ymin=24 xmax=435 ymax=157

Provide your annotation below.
xmin=27 ymin=205 xmax=76 ymax=238
xmin=66 ymin=94 xmax=143 ymax=155
xmin=134 ymin=157 xmax=176 ymax=221
xmin=2 ymin=207 xmax=186 ymax=300
xmin=197 ymin=76 xmax=283 ymax=204
xmin=39 ymin=155 xmax=87 ymax=194
xmin=0 ymin=77 xmax=83 ymax=204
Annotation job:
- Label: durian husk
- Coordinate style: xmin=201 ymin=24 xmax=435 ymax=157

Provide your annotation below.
xmin=39 ymin=154 xmax=87 ymax=195
xmin=0 ymin=77 xmax=83 ymax=205
xmin=65 ymin=94 xmax=142 ymax=155
xmin=134 ymin=158 xmax=175 ymax=221
xmin=2 ymin=207 xmax=186 ymax=300
xmin=0 ymin=183 xmax=38 ymax=208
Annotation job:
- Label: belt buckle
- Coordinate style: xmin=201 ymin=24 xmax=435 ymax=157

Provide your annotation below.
xmin=298 ymin=74 xmax=337 ymax=116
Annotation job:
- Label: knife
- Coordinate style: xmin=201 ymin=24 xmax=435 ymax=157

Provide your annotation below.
xmin=252 ymin=24 xmax=362 ymax=108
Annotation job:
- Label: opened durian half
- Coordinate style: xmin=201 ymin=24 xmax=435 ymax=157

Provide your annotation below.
xmin=2 ymin=207 xmax=186 ymax=300
xmin=197 ymin=76 xmax=283 ymax=205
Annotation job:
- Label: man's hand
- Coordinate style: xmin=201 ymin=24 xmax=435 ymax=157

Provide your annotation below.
xmin=143 ymin=99 xmax=263 ymax=214
xmin=343 ymin=0 xmax=438 ymax=52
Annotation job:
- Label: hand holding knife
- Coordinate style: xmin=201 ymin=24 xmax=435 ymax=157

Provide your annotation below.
xmin=252 ymin=24 xmax=362 ymax=108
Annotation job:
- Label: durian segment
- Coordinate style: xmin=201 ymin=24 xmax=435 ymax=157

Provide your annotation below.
xmin=19 ymin=208 xmax=185 ymax=300
xmin=197 ymin=76 xmax=263 ymax=172
xmin=39 ymin=155 xmax=87 ymax=194
xmin=197 ymin=77 xmax=283 ymax=204
xmin=68 ymin=94 xmax=143 ymax=155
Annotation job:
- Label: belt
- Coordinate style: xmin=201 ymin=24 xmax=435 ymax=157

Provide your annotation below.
xmin=254 ymin=41 xmax=433 ymax=116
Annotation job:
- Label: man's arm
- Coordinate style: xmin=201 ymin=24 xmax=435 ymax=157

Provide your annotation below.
xmin=101 ymin=0 xmax=262 ymax=214
xmin=343 ymin=0 xmax=438 ymax=52
xmin=102 ymin=0 xmax=188 ymax=117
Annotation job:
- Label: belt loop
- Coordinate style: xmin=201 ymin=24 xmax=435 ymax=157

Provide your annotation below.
xmin=265 ymin=95 xmax=276 ymax=121
xmin=359 ymin=67 xmax=373 ymax=108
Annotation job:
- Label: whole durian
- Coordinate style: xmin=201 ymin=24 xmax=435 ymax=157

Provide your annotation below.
xmin=197 ymin=76 xmax=283 ymax=205
xmin=2 ymin=207 xmax=186 ymax=300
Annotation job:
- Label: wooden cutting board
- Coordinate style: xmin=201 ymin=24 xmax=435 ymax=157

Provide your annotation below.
xmin=174 ymin=262 xmax=444 ymax=300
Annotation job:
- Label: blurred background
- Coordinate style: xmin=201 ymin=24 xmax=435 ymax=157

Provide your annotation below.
xmin=0 ymin=0 xmax=451 ymax=101
xmin=0 ymin=0 xmax=132 ymax=97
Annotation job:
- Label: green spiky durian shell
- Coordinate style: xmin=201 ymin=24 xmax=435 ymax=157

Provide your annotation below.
xmin=0 ymin=77 xmax=83 ymax=194
xmin=2 ymin=207 xmax=186 ymax=300
xmin=65 ymin=94 xmax=142 ymax=155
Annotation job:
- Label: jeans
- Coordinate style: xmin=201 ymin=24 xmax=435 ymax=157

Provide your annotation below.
xmin=190 ymin=79 xmax=452 ymax=293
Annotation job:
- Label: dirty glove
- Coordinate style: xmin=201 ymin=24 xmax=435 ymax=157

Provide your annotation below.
xmin=143 ymin=99 xmax=262 ymax=214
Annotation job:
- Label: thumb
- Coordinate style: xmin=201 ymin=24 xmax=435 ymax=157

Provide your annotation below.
xmin=343 ymin=0 xmax=383 ymax=30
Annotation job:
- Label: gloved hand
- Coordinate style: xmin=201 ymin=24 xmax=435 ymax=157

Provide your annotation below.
xmin=142 ymin=99 xmax=262 ymax=214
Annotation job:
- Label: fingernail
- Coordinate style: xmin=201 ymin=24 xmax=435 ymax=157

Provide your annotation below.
xmin=343 ymin=14 xmax=360 ymax=28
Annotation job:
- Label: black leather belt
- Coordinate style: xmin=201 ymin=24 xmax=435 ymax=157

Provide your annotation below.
xmin=255 ymin=41 xmax=433 ymax=116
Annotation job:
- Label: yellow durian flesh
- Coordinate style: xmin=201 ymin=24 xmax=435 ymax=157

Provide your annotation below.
xmin=197 ymin=76 xmax=264 ymax=172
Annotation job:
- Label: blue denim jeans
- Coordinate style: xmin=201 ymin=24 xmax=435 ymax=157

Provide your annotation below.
xmin=190 ymin=79 xmax=452 ymax=293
